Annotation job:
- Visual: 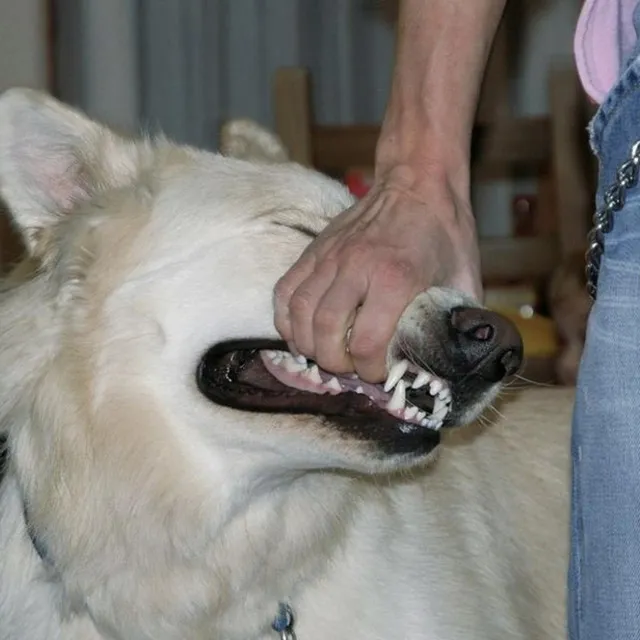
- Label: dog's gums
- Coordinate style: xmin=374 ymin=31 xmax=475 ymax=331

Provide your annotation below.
xmin=196 ymin=340 xmax=451 ymax=431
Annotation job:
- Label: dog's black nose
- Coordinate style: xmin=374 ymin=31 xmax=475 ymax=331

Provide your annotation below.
xmin=449 ymin=307 xmax=523 ymax=381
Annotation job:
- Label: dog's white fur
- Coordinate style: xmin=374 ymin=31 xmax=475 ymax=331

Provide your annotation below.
xmin=0 ymin=90 xmax=571 ymax=640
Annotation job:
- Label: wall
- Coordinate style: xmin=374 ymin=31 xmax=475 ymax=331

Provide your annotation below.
xmin=0 ymin=0 xmax=48 ymax=93
xmin=136 ymin=0 xmax=397 ymax=148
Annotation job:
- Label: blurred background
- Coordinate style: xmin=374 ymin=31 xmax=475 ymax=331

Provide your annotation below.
xmin=0 ymin=0 xmax=597 ymax=384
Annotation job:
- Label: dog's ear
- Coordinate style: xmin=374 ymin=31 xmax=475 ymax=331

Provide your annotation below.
xmin=0 ymin=88 xmax=134 ymax=256
xmin=219 ymin=118 xmax=290 ymax=164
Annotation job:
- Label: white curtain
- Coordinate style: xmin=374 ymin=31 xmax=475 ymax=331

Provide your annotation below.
xmin=55 ymin=0 xmax=396 ymax=149
xmin=53 ymin=0 xmax=580 ymax=237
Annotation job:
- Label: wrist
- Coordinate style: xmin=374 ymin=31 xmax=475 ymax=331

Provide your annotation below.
xmin=375 ymin=107 xmax=472 ymax=199
xmin=375 ymin=137 xmax=471 ymax=209
xmin=371 ymin=161 xmax=476 ymax=239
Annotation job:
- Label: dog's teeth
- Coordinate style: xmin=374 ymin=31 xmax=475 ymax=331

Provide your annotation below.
xmin=426 ymin=418 xmax=443 ymax=430
xmin=304 ymin=365 xmax=322 ymax=385
xmin=284 ymin=358 xmax=308 ymax=373
xmin=404 ymin=405 xmax=419 ymax=420
xmin=433 ymin=404 xmax=449 ymax=421
xmin=326 ymin=377 xmax=342 ymax=392
xmin=416 ymin=410 xmax=426 ymax=422
xmin=265 ymin=350 xmax=277 ymax=359
xmin=433 ymin=396 xmax=448 ymax=417
xmin=420 ymin=418 xmax=428 ymax=427
xmin=294 ymin=354 xmax=308 ymax=365
xmin=438 ymin=387 xmax=451 ymax=401
xmin=384 ymin=360 xmax=409 ymax=392
xmin=411 ymin=370 xmax=431 ymax=389
xmin=356 ymin=386 xmax=364 ymax=394
xmin=272 ymin=351 xmax=285 ymax=365
xmin=386 ymin=380 xmax=406 ymax=412
xmin=429 ymin=379 xmax=443 ymax=396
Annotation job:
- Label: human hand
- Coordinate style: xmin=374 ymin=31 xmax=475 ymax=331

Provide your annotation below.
xmin=273 ymin=168 xmax=482 ymax=383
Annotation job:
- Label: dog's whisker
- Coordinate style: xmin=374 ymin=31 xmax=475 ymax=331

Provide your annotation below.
xmin=397 ymin=334 xmax=437 ymax=377
xmin=487 ymin=404 xmax=507 ymax=421
xmin=512 ymin=373 xmax=556 ymax=388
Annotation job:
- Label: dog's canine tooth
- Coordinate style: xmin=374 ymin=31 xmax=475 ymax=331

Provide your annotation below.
xmin=355 ymin=386 xmax=364 ymax=394
xmin=404 ymin=405 xmax=419 ymax=420
xmin=438 ymin=387 xmax=451 ymax=401
xmin=384 ymin=359 xmax=409 ymax=393
xmin=304 ymin=365 xmax=322 ymax=385
xmin=433 ymin=396 xmax=447 ymax=417
xmin=387 ymin=380 xmax=406 ymax=412
xmin=433 ymin=410 xmax=448 ymax=424
xmin=411 ymin=370 xmax=431 ymax=389
xmin=433 ymin=398 xmax=449 ymax=419
xmin=326 ymin=377 xmax=342 ymax=392
xmin=429 ymin=379 xmax=443 ymax=396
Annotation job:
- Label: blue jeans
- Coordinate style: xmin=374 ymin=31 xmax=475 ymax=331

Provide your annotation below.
xmin=569 ymin=50 xmax=640 ymax=640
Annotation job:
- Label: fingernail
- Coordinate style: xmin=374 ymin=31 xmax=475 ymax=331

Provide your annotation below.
xmin=288 ymin=342 xmax=300 ymax=357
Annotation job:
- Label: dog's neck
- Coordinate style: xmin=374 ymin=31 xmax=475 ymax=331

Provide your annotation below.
xmin=11 ymin=455 xmax=363 ymax=639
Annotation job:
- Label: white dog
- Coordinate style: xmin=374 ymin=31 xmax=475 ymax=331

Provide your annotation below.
xmin=0 ymin=90 xmax=572 ymax=640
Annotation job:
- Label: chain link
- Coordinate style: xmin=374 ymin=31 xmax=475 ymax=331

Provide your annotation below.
xmin=586 ymin=140 xmax=640 ymax=299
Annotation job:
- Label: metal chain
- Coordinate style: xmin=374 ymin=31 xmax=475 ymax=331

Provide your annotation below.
xmin=586 ymin=140 xmax=640 ymax=300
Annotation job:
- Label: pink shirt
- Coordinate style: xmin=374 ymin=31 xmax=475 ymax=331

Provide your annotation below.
xmin=575 ymin=0 xmax=639 ymax=104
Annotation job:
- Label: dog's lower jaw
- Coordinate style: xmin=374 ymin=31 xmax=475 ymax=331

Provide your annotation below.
xmin=2 ymin=468 xmax=361 ymax=640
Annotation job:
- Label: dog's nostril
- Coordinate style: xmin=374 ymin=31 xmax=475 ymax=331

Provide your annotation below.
xmin=449 ymin=306 xmax=524 ymax=380
xmin=450 ymin=308 xmax=498 ymax=344
xmin=500 ymin=348 xmax=520 ymax=377
xmin=467 ymin=324 xmax=493 ymax=342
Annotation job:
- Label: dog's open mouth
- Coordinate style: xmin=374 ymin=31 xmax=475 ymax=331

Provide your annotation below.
xmin=196 ymin=340 xmax=452 ymax=431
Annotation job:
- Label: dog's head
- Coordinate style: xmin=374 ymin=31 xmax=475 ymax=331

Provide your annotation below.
xmin=0 ymin=90 xmax=522 ymax=482
xmin=0 ymin=90 xmax=524 ymax=638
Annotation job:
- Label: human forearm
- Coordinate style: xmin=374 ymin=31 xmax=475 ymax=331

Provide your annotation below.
xmin=274 ymin=0 xmax=493 ymax=380
xmin=376 ymin=0 xmax=507 ymax=195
